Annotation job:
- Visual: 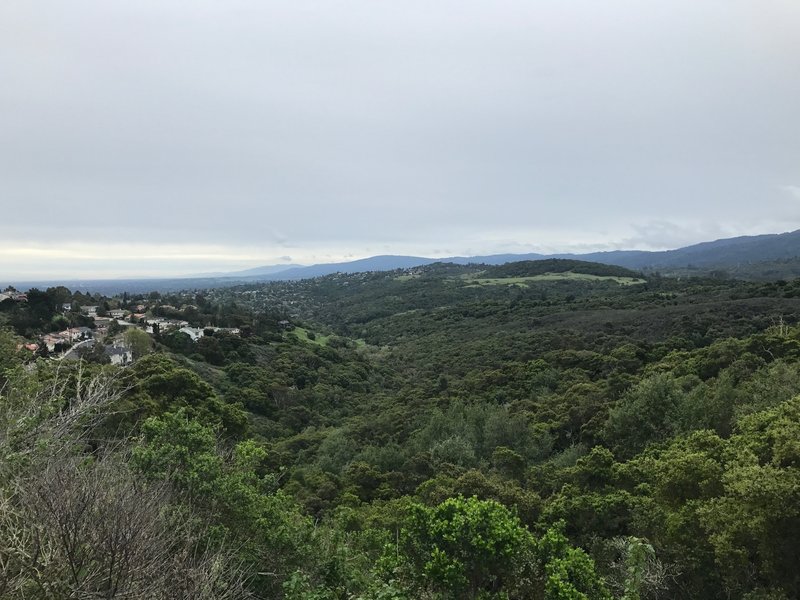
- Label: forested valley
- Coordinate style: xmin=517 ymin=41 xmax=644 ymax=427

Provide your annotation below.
xmin=3 ymin=259 xmax=800 ymax=599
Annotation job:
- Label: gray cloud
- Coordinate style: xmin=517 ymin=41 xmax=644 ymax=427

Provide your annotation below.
xmin=1 ymin=1 xmax=799 ymax=277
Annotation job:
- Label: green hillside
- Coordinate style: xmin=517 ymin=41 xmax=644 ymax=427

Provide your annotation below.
xmin=481 ymin=258 xmax=643 ymax=279
xmin=2 ymin=267 xmax=800 ymax=598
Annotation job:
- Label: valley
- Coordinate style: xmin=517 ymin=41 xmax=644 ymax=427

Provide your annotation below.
xmin=3 ymin=259 xmax=799 ymax=598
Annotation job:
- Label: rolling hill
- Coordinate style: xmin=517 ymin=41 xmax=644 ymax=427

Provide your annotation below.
xmin=228 ymin=229 xmax=800 ymax=281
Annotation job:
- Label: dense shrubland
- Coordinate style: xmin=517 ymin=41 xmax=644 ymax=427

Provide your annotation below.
xmin=2 ymin=262 xmax=800 ymax=598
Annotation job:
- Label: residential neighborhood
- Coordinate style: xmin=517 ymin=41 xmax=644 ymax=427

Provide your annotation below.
xmin=0 ymin=288 xmax=28 ymax=303
xmin=2 ymin=287 xmax=242 ymax=365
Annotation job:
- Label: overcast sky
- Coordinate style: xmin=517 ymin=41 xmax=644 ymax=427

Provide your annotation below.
xmin=1 ymin=1 xmax=799 ymax=279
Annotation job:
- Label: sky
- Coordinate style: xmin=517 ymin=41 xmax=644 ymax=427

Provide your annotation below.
xmin=1 ymin=0 xmax=799 ymax=279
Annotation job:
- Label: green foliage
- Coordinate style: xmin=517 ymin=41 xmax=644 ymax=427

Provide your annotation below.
xmin=124 ymin=326 xmax=153 ymax=359
xmin=124 ymin=354 xmax=248 ymax=437
xmin=132 ymin=409 xmax=317 ymax=596
xmin=483 ymin=259 xmax=641 ymax=280
xmin=0 ymin=327 xmax=22 ymax=388
xmin=132 ymin=409 xmax=224 ymax=492
xmin=381 ymin=497 xmax=611 ymax=600
xmin=619 ymin=538 xmax=655 ymax=600
xmin=5 ymin=268 xmax=800 ymax=598
xmin=387 ymin=496 xmax=535 ymax=598
xmin=0 ymin=363 xmax=252 ymax=599
xmin=535 ymin=524 xmax=612 ymax=600
xmin=696 ymin=397 xmax=800 ymax=596
xmin=603 ymin=374 xmax=687 ymax=458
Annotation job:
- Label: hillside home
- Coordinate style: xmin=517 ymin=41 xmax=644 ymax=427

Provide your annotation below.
xmin=144 ymin=318 xmax=190 ymax=334
xmin=105 ymin=345 xmax=132 ymax=366
xmin=67 ymin=327 xmax=93 ymax=341
xmin=1 ymin=288 xmax=26 ymax=302
xmin=179 ymin=326 xmax=205 ymax=341
xmin=42 ymin=333 xmax=69 ymax=352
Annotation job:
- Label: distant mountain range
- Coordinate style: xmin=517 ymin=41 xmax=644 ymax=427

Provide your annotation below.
xmin=213 ymin=229 xmax=800 ymax=281
xmin=560 ymin=230 xmax=800 ymax=271
xmin=6 ymin=229 xmax=800 ymax=294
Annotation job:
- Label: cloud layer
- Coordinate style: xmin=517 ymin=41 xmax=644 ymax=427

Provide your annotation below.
xmin=1 ymin=1 xmax=799 ymax=278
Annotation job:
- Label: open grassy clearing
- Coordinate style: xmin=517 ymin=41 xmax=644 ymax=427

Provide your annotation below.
xmin=463 ymin=271 xmax=646 ymax=287
xmin=290 ymin=326 xmax=367 ymax=348
xmin=290 ymin=326 xmax=330 ymax=346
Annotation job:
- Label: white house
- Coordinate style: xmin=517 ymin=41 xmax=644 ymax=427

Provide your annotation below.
xmin=106 ymin=346 xmax=131 ymax=365
xmin=67 ymin=327 xmax=93 ymax=341
xmin=179 ymin=327 xmax=205 ymax=341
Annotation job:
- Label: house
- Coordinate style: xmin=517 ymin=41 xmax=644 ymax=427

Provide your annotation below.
xmin=2 ymin=288 xmax=27 ymax=302
xmin=43 ymin=333 xmax=69 ymax=352
xmin=67 ymin=327 xmax=93 ymax=341
xmin=144 ymin=317 xmax=166 ymax=334
xmin=143 ymin=317 xmax=183 ymax=333
xmin=0 ymin=288 xmax=28 ymax=302
xmin=0 ymin=286 xmax=28 ymax=302
xmin=93 ymin=320 xmax=110 ymax=336
xmin=109 ymin=309 xmax=125 ymax=319
xmin=178 ymin=326 xmax=205 ymax=341
xmin=62 ymin=302 xmax=73 ymax=311
xmin=105 ymin=345 xmax=132 ymax=366
xmin=42 ymin=327 xmax=95 ymax=352
xmin=82 ymin=305 xmax=98 ymax=316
